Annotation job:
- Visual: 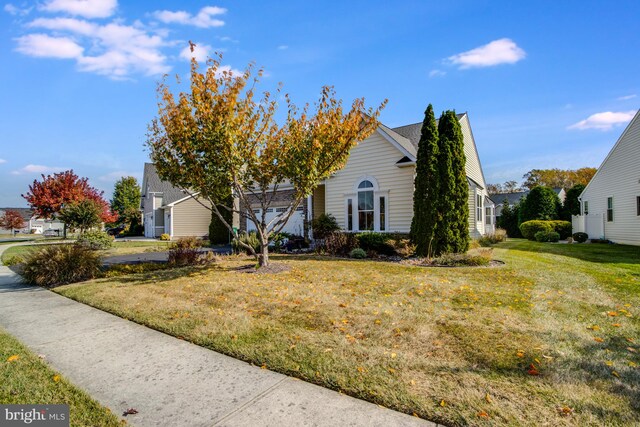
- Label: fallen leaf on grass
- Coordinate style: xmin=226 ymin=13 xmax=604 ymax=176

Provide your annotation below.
xmin=557 ymin=406 xmax=573 ymax=416
xmin=485 ymin=393 xmax=492 ymax=403
xmin=53 ymin=375 xmax=60 ymax=383
xmin=612 ymin=323 xmax=621 ymax=327
xmin=607 ymin=311 xmax=618 ymax=317
xmin=516 ymin=350 xmax=525 ymax=358
xmin=612 ymin=371 xmax=620 ymax=378
xmin=527 ymin=364 xmax=540 ymax=376
xmin=440 ymin=400 xmax=447 ymax=407
xmin=594 ymin=337 xmax=604 ymax=343
xmin=627 ymin=347 xmax=637 ymax=353
xmin=587 ymin=325 xmax=600 ymax=331
xmin=477 ymin=411 xmax=489 ymax=419
xmin=6 ymin=355 xmax=19 ymax=362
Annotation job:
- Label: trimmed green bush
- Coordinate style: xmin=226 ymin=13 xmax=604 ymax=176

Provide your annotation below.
xmin=310 ymin=213 xmax=340 ymax=239
xmin=21 ymin=244 xmax=101 ymax=287
xmin=549 ymin=220 xmax=572 ymax=239
xmin=356 ymin=232 xmax=395 ymax=255
xmin=349 ymin=248 xmax=367 ymax=259
xmin=573 ymin=232 xmax=588 ymax=243
xmin=76 ymin=230 xmax=114 ymax=250
xmin=534 ymin=231 xmax=550 ymax=242
xmin=168 ymin=236 xmax=202 ymax=266
xmin=520 ymin=220 xmax=553 ymax=241
xmin=548 ymin=231 xmax=560 ymax=242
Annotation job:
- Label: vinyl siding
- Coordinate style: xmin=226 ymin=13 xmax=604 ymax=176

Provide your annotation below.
xmin=580 ymin=111 xmax=640 ymax=245
xmin=325 ymin=131 xmax=415 ymax=232
xmin=459 ymin=115 xmax=487 ymax=189
xmin=172 ymin=197 xmax=212 ymax=239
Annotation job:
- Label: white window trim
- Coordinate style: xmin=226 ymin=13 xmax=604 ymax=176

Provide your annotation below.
xmin=583 ymin=200 xmax=589 ymax=215
xmin=344 ymin=186 xmax=389 ymax=232
xmin=606 ymin=196 xmax=614 ymax=222
xmin=476 ymin=191 xmax=483 ymax=223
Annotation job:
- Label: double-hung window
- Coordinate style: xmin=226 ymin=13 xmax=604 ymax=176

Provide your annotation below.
xmin=607 ymin=197 xmax=613 ymax=222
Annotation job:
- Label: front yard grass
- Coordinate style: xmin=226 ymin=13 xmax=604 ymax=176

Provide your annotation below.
xmin=55 ymin=241 xmax=640 ymax=426
xmin=0 ymin=329 xmax=122 ymax=426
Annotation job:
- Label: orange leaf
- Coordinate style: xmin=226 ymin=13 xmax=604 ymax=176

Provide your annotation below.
xmin=516 ymin=350 xmax=525 ymax=358
xmin=527 ymin=364 xmax=540 ymax=376
xmin=607 ymin=311 xmax=618 ymax=317
xmin=6 ymin=355 xmax=19 ymax=363
xmin=557 ymin=406 xmax=573 ymax=416
xmin=612 ymin=323 xmax=621 ymax=327
xmin=477 ymin=411 xmax=489 ymax=419
xmin=594 ymin=337 xmax=604 ymax=343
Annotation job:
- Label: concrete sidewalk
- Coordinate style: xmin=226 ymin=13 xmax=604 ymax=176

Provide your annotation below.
xmin=0 ymin=246 xmax=438 ymax=427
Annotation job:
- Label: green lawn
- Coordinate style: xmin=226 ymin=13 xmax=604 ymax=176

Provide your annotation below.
xmin=55 ymin=241 xmax=639 ymax=426
xmin=0 ymin=329 xmax=122 ymax=426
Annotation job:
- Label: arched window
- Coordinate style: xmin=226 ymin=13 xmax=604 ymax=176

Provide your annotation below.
xmin=358 ymin=180 xmax=374 ymax=230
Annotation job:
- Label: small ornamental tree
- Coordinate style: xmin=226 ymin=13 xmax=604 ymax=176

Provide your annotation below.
xmin=496 ymin=199 xmax=521 ymax=238
xmin=23 ymin=170 xmax=117 ymax=237
xmin=519 ymin=186 xmax=560 ymax=223
xmin=111 ymin=176 xmax=141 ymax=229
xmin=434 ymin=110 xmax=469 ymax=254
xmin=58 ymin=199 xmax=103 ymax=233
xmin=560 ymin=183 xmax=585 ymax=220
xmin=410 ymin=104 xmax=440 ymax=257
xmin=0 ymin=210 xmax=26 ymax=234
xmin=147 ymin=54 xmax=385 ymax=267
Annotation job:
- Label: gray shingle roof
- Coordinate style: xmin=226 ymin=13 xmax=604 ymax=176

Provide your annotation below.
xmin=490 ymin=191 xmax=528 ymax=206
xmin=0 ymin=208 xmax=33 ymax=221
xmin=392 ymin=113 xmax=466 ymax=149
xmin=142 ymin=163 xmax=189 ymax=206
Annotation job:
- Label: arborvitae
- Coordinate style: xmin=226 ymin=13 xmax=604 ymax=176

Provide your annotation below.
xmin=435 ymin=110 xmax=469 ymax=253
xmin=410 ymin=105 xmax=440 ymax=257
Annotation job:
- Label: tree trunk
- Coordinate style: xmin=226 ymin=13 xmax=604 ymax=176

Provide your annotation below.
xmin=257 ymin=242 xmax=269 ymax=267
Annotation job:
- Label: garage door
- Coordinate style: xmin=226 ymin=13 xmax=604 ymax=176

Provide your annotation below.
xmin=247 ymin=206 xmax=305 ymax=236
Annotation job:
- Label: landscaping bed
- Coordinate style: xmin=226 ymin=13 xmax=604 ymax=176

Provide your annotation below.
xmin=54 ymin=241 xmax=639 ymax=426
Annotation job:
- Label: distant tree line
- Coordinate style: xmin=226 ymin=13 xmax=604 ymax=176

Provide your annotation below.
xmin=488 ymin=167 xmax=596 ymax=194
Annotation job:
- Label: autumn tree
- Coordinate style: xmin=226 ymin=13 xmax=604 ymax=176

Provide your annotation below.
xmin=522 ymin=167 xmax=596 ymax=190
xmin=0 ymin=210 xmax=26 ymax=235
xmin=410 ymin=104 xmax=440 ymax=257
xmin=111 ymin=176 xmax=141 ymax=230
xmin=58 ymin=199 xmax=103 ymax=233
xmin=147 ymin=54 xmax=385 ymax=267
xmin=434 ymin=110 xmax=469 ymax=254
xmin=488 ymin=180 xmax=523 ymax=194
xmin=23 ymin=170 xmax=116 ymax=237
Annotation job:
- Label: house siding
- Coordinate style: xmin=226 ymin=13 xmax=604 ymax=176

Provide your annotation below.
xmin=325 ymin=131 xmax=415 ymax=232
xmin=172 ymin=197 xmax=212 ymax=239
xmin=580 ymin=111 xmax=640 ymax=245
xmin=459 ymin=115 xmax=487 ymax=190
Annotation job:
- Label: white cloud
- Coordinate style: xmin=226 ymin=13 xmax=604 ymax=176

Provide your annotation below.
xmin=617 ymin=94 xmax=637 ymax=101
xmin=218 ymin=36 xmax=238 ymax=43
xmin=15 ymin=33 xmax=83 ymax=58
xmin=179 ymin=43 xmax=211 ymax=62
xmin=0 ymin=159 xmax=6 ymax=164
xmin=26 ymin=17 xmax=170 ymax=78
xmin=4 ymin=3 xmax=31 ymax=16
xmin=277 ymin=45 xmax=288 ymax=50
xmin=428 ymin=69 xmax=446 ymax=78
xmin=568 ymin=110 xmax=637 ymax=131
xmin=40 ymin=0 xmax=117 ymax=19
xmin=216 ymin=65 xmax=242 ymax=77
xmin=447 ymin=38 xmax=526 ymax=69
xmin=153 ymin=5 xmax=226 ymax=28
xmin=11 ymin=164 xmax=68 ymax=175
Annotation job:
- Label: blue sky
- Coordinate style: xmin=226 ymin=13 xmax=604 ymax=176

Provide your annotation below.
xmin=0 ymin=0 xmax=638 ymax=207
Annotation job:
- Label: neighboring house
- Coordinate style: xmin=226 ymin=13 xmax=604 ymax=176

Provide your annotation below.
xmin=0 ymin=208 xmax=65 ymax=235
xmin=573 ymin=109 xmax=640 ymax=245
xmin=307 ymin=112 xmax=495 ymax=238
xmin=491 ymin=188 xmax=566 ymax=220
xmin=141 ymin=163 xmax=240 ymax=240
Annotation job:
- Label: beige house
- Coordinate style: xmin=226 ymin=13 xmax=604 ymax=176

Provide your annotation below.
xmin=141 ymin=163 xmax=215 ymax=239
xmin=573 ymin=109 xmax=640 ymax=245
xmin=142 ymin=112 xmax=494 ymax=240
xmin=309 ymin=112 xmax=494 ymax=238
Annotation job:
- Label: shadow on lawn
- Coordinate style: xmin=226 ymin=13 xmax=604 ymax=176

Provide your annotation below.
xmin=502 ymin=240 xmax=640 ymax=266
